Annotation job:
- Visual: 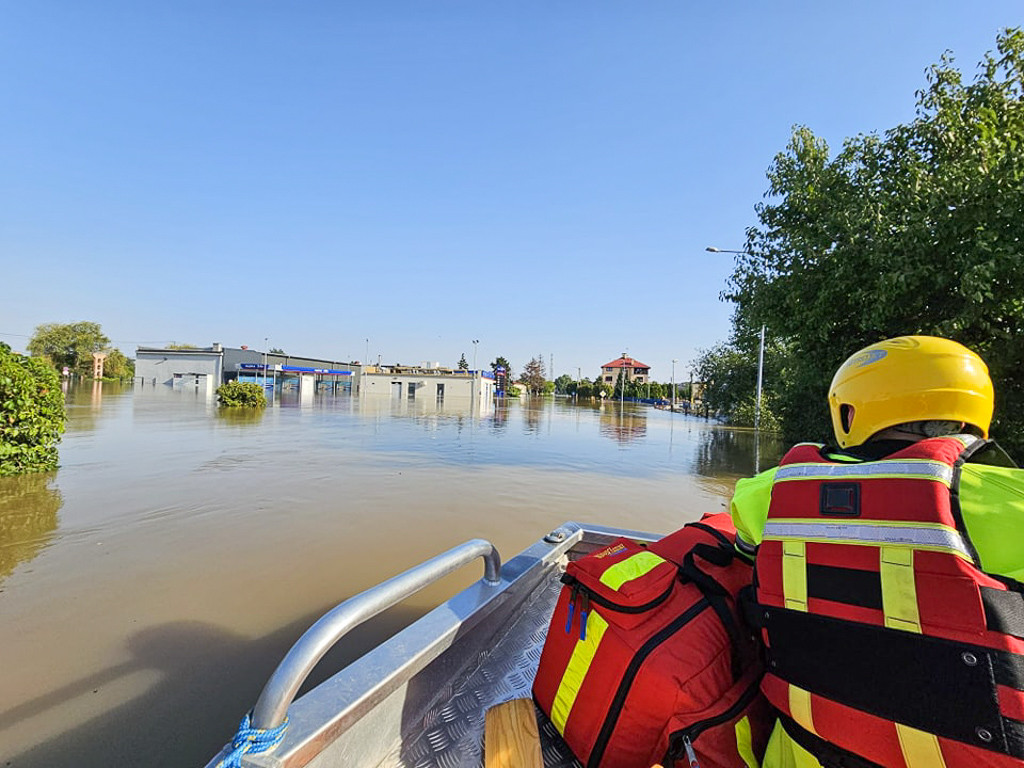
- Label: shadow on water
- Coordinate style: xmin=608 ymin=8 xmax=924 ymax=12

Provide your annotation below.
xmin=6 ymin=604 xmax=425 ymax=768
xmin=0 ymin=473 xmax=62 ymax=585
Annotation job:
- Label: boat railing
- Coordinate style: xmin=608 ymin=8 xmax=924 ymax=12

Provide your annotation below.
xmin=250 ymin=538 xmax=503 ymax=731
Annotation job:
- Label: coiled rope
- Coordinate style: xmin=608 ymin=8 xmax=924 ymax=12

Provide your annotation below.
xmin=215 ymin=712 xmax=289 ymax=768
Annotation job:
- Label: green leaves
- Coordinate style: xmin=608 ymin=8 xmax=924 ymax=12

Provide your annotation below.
xmin=0 ymin=342 xmax=66 ymax=476
xmin=721 ymin=28 xmax=1024 ymax=455
xmin=216 ymin=381 xmax=268 ymax=408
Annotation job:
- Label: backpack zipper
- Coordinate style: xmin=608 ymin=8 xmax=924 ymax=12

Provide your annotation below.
xmin=560 ymin=573 xmax=675 ymax=613
xmin=665 ymin=674 xmax=763 ymax=766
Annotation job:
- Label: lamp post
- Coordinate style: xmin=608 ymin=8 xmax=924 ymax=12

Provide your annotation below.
xmin=263 ymin=337 xmax=269 ymax=392
xmin=706 ymin=246 xmax=766 ymax=432
xmin=471 ymin=339 xmax=480 ymax=407
xmin=671 ymin=359 xmax=677 ymax=410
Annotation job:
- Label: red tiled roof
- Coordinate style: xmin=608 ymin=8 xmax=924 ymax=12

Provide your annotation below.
xmin=602 ymin=356 xmax=649 ymax=369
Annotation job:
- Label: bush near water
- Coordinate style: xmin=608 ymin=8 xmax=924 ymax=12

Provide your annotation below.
xmin=216 ymin=381 xmax=268 ymax=408
xmin=0 ymin=342 xmax=67 ymax=476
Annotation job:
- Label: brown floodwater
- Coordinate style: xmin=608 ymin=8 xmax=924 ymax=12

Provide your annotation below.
xmin=0 ymin=383 xmax=782 ymax=767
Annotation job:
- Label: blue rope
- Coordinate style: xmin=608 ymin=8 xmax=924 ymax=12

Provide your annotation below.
xmin=215 ymin=712 xmax=289 ymax=768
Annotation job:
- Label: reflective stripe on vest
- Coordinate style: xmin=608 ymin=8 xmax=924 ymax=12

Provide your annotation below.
xmin=549 ymin=551 xmax=667 ymax=734
xmin=774 ymin=459 xmax=954 ymax=486
xmin=763 ymin=519 xmax=974 ymax=562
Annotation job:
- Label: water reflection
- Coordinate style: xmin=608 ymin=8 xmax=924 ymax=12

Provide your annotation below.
xmin=63 ymin=381 xmax=131 ymax=432
xmin=598 ymin=403 xmax=648 ymax=444
xmin=0 ymin=473 xmax=62 ymax=583
xmin=693 ymin=428 xmax=785 ymax=481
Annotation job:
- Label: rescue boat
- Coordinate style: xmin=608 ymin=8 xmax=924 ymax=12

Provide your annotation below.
xmin=205 ymin=521 xmax=657 ymax=768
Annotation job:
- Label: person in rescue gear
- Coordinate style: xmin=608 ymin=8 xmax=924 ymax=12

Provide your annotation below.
xmin=730 ymin=335 xmax=1024 ymax=768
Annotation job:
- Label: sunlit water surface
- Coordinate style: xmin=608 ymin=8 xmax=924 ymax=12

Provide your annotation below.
xmin=0 ymin=383 xmax=782 ymax=767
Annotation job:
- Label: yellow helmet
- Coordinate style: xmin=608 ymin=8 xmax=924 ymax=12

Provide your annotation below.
xmin=828 ymin=336 xmax=994 ymax=448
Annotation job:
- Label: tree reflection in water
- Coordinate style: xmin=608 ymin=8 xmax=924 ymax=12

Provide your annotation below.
xmin=694 ymin=428 xmax=786 ymax=481
xmin=0 ymin=473 xmax=62 ymax=583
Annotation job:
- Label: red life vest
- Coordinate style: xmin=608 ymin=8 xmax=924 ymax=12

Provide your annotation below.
xmin=755 ymin=435 xmax=1024 ymax=767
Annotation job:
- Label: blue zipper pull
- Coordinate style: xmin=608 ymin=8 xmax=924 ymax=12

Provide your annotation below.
xmin=683 ymin=735 xmax=700 ymax=768
xmin=565 ymin=585 xmax=578 ymax=634
xmin=579 ymin=591 xmax=589 ymax=641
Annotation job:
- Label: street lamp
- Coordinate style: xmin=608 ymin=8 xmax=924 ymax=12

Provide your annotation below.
xmin=472 ymin=339 xmax=479 ymax=373
xmin=671 ymin=359 xmax=677 ymax=410
xmin=706 ymin=246 xmax=766 ymax=432
xmin=263 ymin=337 xmax=269 ymax=392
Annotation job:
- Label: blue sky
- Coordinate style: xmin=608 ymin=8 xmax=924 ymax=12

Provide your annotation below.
xmin=1 ymin=2 xmax=1019 ymax=382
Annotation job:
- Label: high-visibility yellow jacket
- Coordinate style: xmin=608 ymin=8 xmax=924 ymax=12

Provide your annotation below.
xmin=730 ymin=439 xmax=1024 ymax=767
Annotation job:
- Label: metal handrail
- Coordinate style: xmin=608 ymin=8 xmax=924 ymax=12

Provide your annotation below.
xmin=250 ymin=538 xmax=502 ymax=729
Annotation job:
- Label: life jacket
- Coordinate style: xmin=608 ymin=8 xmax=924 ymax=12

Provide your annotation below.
xmin=532 ymin=513 xmax=772 ymax=768
xmin=754 ymin=435 xmax=1024 ymax=767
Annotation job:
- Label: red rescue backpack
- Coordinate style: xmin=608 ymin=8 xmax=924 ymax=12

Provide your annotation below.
xmin=532 ymin=513 xmax=771 ymax=768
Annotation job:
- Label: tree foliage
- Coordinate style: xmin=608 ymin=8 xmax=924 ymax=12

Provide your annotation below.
xmin=0 ymin=342 xmax=67 ymax=476
xmin=101 ymin=349 xmax=135 ymax=381
xmin=458 ymin=353 xmax=469 ymax=370
xmin=27 ymin=322 xmax=110 ymax=375
xmin=520 ymin=355 xmax=546 ymax=395
xmin=216 ymin=381 xmax=268 ymax=408
xmin=718 ymin=29 xmax=1024 ymax=454
xmin=553 ymin=374 xmax=574 ymax=394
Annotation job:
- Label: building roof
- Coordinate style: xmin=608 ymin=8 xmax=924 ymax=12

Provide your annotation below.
xmin=602 ymin=354 xmax=649 ymax=370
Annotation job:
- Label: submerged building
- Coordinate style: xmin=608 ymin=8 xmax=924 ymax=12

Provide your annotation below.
xmin=134 ymin=344 xmax=494 ymax=407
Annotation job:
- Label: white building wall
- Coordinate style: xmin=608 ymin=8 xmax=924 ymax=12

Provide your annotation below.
xmin=135 ymin=349 xmax=223 ymax=386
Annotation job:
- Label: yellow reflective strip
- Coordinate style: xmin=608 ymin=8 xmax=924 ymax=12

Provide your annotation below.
xmin=549 ymin=611 xmax=609 ymax=733
xmin=782 ymin=540 xmax=808 ymax=611
xmin=880 ymin=547 xmax=921 ymax=633
xmin=896 ymin=723 xmax=947 ymax=768
xmin=598 ymin=550 xmax=665 ymax=590
xmin=789 ymin=684 xmax=817 ymax=736
xmin=735 ymin=715 xmax=760 ymax=768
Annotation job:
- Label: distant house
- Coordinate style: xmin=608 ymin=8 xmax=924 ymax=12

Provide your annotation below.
xmin=600 ymin=353 xmax=650 ymax=386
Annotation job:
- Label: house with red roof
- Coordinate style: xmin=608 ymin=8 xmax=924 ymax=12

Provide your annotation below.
xmin=600 ymin=353 xmax=650 ymax=386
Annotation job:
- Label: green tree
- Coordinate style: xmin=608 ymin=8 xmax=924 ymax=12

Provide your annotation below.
xmin=553 ymin=374 xmax=574 ymax=394
xmin=101 ymin=349 xmax=135 ymax=381
xmin=458 ymin=353 xmax=469 ymax=370
xmin=269 ymin=347 xmax=285 ymax=355
xmin=167 ymin=343 xmax=199 ymax=349
xmin=520 ymin=356 xmax=546 ymax=395
xmin=0 ymin=342 xmax=66 ymax=475
xmin=27 ymin=322 xmax=110 ymax=375
xmin=722 ymin=29 xmax=1024 ymax=454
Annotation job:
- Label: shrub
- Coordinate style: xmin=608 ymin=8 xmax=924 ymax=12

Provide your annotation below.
xmin=216 ymin=381 xmax=268 ymax=408
xmin=0 ymin=342 xmax=67 ymax=476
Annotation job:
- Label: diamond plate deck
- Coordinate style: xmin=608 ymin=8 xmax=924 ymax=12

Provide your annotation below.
xmin=380 ymin=572 xmax=582 ymax=768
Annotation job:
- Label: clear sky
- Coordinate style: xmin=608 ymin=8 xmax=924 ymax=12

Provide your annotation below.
xmin=1 ymin=2 xmax=1019 ymax=382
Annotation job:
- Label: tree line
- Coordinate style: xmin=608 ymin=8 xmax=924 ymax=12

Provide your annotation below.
xmin=694 ymin=28 xmax=1024 ymax=458
xmin=27 ymin=321 xmax=135 ymax=381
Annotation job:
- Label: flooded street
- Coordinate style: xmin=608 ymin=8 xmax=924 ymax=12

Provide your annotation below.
xmin=0 ymin=384 xmax=782 ymax=767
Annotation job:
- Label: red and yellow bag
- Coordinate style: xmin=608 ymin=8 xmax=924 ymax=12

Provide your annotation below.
xmin=532 ymin=513 xmax=771 ymax=768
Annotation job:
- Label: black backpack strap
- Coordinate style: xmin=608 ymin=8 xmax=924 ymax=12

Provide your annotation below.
xmin=681 ymin=543 xmax=744 ymax=681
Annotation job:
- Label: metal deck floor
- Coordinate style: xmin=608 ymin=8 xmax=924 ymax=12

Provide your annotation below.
xmin=380 ymin=571 xmax=581 ymax=768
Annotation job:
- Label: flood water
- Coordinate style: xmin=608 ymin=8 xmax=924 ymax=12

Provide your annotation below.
xmin=0 ymin=383 xmax=783 ymax=768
